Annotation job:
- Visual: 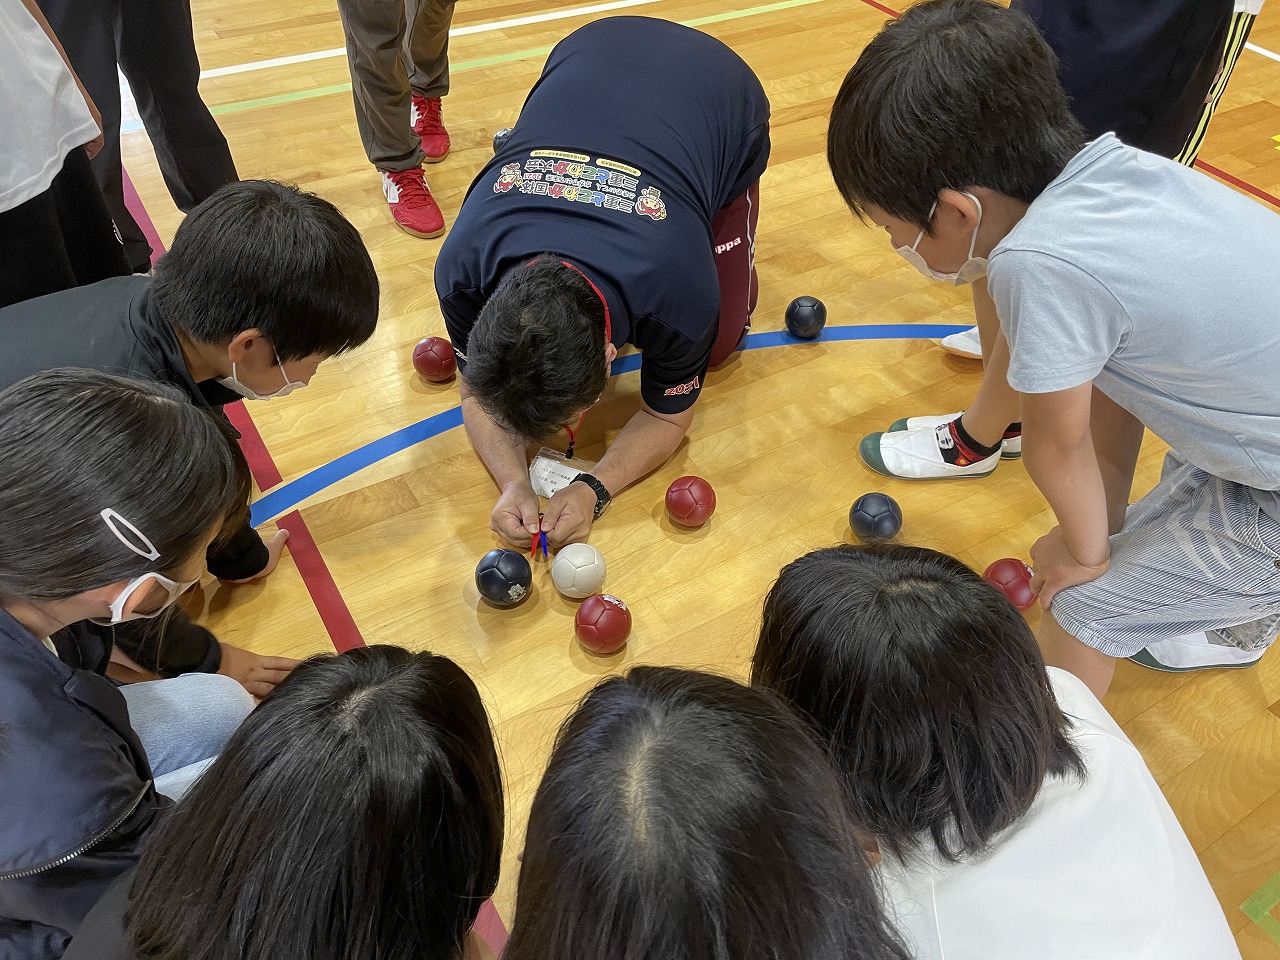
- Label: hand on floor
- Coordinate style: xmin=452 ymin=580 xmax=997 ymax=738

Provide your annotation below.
xmin=218 ymin=642 xmax=301 ymax=698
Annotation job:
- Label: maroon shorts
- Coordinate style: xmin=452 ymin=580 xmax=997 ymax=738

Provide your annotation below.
xmin=709 ymin=180 xmax=761 ymax=367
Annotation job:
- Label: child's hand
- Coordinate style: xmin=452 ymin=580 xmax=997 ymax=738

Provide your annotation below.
xmin=218 ymin=643 xmax=300 ymax=699
xmin=1030 ymin=526 xmax=1110 ymax=609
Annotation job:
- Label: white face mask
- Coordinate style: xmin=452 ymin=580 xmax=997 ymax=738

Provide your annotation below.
xmin=218 ymin=349 xmax=305 ymax=400
xmin=894 ymin=193 xmax=987 ymax=286
xmin=94 ymin=571 xmax=197 ymax=625
xmin=90 ymin=509 xmax=197 ymax=625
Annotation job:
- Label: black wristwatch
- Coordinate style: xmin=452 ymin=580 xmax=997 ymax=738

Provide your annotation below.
xmin=571 ymin=473 xmax=612 ymax=520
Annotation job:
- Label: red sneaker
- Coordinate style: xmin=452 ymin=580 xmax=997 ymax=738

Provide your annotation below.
xmin=381 ymin=168 xmax=445 ymax=239
xmin=411 ymin=95 xmax=451 ymax=163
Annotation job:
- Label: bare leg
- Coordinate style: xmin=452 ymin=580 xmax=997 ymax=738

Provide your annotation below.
xmin=971 ymin=276 xmax=1001 ymax=360
xmin=955 ymin=280 xmax=1022 ymax=447
xmin=1038 ymin=612 xmax=1117 ymax=700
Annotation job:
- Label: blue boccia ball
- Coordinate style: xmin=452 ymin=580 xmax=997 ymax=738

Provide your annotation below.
xmin=785 ymin=296 xmax=827 ymax=340
xmin=475 ymin=548 xmax=532 ymax=607
xmin=849 ymin=492 xmax=903 ymax=541
xmin=492 ymin=127 xmax=514 ymax=153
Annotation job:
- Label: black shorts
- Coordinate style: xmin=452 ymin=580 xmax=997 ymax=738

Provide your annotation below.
xmin=1014 ymin=0 xmax=1234 ymax=159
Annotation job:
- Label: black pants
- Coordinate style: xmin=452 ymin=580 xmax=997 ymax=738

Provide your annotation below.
xmin=1014 ymin=0 xmax=1234 ymax=160
xmin=37 ymin=0 xmax=239 ymax=272
xmin=0 ymin=149 xmax=130 ymax=309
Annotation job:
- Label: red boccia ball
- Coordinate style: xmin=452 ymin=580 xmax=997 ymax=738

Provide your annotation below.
xmin=665 ymin=476 xmax=716 ymax=527
xmin=575 ymin=594 xmax=632 ymax=654
xmin=412 ymin=337 xmax=457 ymax=383
xmin=983 ymin=558 xmax=1037 ymax=612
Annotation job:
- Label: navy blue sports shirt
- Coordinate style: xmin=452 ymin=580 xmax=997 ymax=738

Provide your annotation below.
xmin=434 ymin=16 xmax=770 ymax=413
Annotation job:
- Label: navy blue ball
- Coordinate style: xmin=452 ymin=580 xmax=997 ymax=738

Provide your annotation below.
xmin=492 ymin=127 xmax=514 ymax=153
xmin=849 ymin=493 xmax=902 ymax=541
xmin=475 ymin=548 xmax=532 ymax=607
xmin=785 ymin=296 xmax=827 ymax=340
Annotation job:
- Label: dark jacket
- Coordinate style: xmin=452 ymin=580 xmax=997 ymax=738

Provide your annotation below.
xmin=0 ymin=609 xmax=167 ymax=960
xmin=60 ymin=869 xmax=136 ymax=960
xmin=0 ymin=275 xmax=269 ymax=675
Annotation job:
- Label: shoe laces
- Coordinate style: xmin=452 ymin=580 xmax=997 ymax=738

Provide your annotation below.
xmin=386 ymin=169 xmax=436 ymax=208
xmin=414 ymin=96 xmax=444 ymax=134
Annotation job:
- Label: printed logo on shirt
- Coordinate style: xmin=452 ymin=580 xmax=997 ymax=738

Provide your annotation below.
xmin=491 ymin=149 xmax=668 ymax=223
xmin=494 ymin=163 xmax=523 ymax=193
xmin=453 ymin=345 xmax=468 ymax=362
xmin=635 ymin=187 xmax=668 ymax=221
xmin=663 ymin=376 xmax=700 ymax=397
xmin=715 ymin=236 xmax=741 ymax=254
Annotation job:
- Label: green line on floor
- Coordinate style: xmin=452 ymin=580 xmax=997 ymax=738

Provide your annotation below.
xmin=198 ymin=0 xmax=837 ymax=120
xmin=1242 ymin=868 xmax=1280 ymax=945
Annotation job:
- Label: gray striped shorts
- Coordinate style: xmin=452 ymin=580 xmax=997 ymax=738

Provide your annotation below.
xmin=1051 ymin=454 xmax=1280 ymax=659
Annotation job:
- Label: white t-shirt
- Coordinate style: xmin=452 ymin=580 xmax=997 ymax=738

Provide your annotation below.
xmin=878 ymin=668 xmax=1240 ymax=960
xmin=0 ymin=0 xmax=99 ymax=213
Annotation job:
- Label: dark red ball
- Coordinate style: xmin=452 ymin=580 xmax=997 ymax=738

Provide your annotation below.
xmin=983 ymin=558 xmax=1037 ymax=612
xmin=575 ymin=594 xmax=632 ymax=654
xmin=665 ymin=476 xmax=716 ymax=527
xmin=412 ymin=337 xmax=457 ymax=382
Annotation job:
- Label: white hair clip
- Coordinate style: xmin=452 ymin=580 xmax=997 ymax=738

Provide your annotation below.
xmin=99 ymin=508 xmax=161 ymax=562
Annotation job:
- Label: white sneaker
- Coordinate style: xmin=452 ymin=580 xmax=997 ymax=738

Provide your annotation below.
xmin=940 ymin=326 xmax=982 ymax=359
xmin=859 ymin=423 xmax=1000 ymax=480
xmin=888 ymin=412 xmax=1021 ymax=460
xmin=1129 ymin=631 xmax=1269 ymax=672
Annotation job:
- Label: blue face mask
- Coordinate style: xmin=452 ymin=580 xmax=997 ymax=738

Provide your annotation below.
xmin=894 ymin=193 xmax=988 ymax=286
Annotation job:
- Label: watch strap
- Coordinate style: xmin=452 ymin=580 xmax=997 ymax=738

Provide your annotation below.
xmin=572 ymin=473 xmax=612 ymax=520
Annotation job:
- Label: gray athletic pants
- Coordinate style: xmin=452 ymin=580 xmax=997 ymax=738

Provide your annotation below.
xmin=336 ymin=0 xmax=457 ymax=171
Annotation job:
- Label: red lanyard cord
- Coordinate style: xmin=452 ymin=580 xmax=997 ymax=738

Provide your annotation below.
xmin=540 ymin=258 xmax=610 ymax=460
xmin=564 ymin=410 xmax=587 ymax=459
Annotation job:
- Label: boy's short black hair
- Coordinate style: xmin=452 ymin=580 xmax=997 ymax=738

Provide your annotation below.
xmin=752 ymin=543 xmax=1086 ymax=864
xmin=152 ymin=180 xmax=379 ymax=361
xmin=828 ymin=0 xmax=1086 ymax=229
xmin=464 ymin=255 xmax=607 ymax=442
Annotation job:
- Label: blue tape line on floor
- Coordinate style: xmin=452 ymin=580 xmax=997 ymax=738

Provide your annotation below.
xmin=250 ymin=323 xmax=971 ymax=524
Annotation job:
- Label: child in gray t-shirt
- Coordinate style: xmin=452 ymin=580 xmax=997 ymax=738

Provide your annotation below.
xmin=826 ymin=0 xmax=1280 ymax=698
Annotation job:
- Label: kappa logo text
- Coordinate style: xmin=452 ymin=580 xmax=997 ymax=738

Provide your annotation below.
xmin=715 ymin=236 xmax=742 ymax=255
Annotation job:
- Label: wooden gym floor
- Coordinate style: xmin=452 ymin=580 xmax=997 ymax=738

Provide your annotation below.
xmin=121 ymin=0 xmax=1280 ymax=953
